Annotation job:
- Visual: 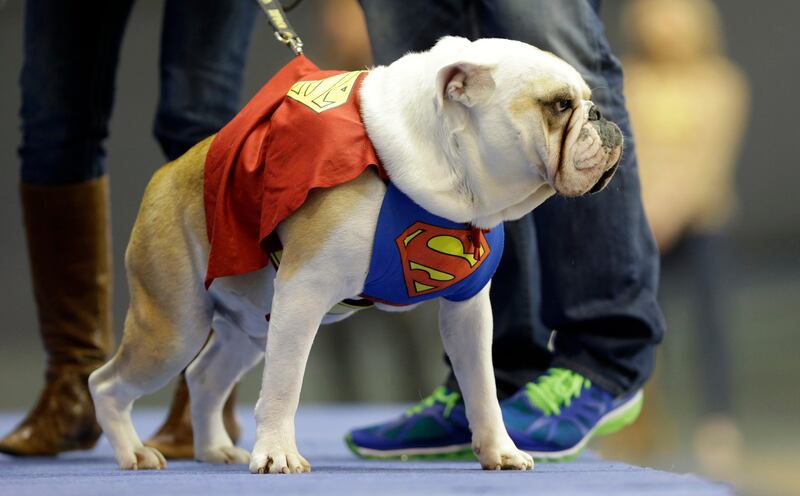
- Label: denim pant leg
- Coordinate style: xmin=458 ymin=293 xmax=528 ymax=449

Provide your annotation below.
xmin=478 ymin=0 xmax=666 ymax=395
xmin=359 ymin=0 xmax=473 ymax=63
xmin=19 ymin=0 xmax=135 ymax=185
xmin=155 ymin=0 xmax=258 ymax=160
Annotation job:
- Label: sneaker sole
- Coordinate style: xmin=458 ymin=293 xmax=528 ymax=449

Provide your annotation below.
xmin=344 ymin=433 xmax=475 ymax=461
xmin=522 ymin=389 xmax=644 ymax=462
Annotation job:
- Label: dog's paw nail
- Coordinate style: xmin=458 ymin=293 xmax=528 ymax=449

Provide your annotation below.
xmin=132 ymin=446 xmax=166 ymax=470
xmin=200 ymin=446 xmax=250 ymax=465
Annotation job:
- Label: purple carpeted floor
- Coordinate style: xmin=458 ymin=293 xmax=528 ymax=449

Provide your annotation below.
xmin=0 ymin=406 xmax=732 ymax=495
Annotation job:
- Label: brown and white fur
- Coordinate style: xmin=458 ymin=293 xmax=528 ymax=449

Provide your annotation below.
xmin=89 ymin=37 xmax=622 ymax=474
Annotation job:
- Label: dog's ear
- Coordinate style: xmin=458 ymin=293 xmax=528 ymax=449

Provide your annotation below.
xmin=436 ymin=62 xmax=496 ymax=109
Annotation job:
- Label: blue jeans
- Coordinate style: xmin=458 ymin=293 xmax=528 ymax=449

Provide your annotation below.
xmin=19 ymin=0 xmax=258 ymax=185
xmin=360 ymin=0 xmax=665 ymax=396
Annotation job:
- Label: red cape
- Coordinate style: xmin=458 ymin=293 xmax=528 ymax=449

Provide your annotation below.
xmin=204 ymin=56 xmax=384 ymax=288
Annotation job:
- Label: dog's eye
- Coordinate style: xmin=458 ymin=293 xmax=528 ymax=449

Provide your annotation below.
xmin=554 ymin=99 xmax=573 ymax=113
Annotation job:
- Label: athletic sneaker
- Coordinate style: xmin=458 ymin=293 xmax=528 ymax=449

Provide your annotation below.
xmin=345 ymin=386 xmax=473 ymax=459
xmin=501 ymin=368 xmax=643 ymax=461
xmin=345 ymin=369 xmax=642 ymax=461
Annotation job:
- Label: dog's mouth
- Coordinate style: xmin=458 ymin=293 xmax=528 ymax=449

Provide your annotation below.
xmin=588 ymin=159 xmax=619 ymax=194
xmin=552 ymin=142 xmax=621 ymax=197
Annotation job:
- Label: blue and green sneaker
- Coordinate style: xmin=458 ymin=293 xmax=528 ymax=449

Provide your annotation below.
xmin=502 ymin=368 xmax=643 ymax=461
xmin=345 ymin=386 xmax=474 ymax=460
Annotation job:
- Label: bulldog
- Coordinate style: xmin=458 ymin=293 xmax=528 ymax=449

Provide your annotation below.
xmin=89 ymin=36 xmax=622 ymax=474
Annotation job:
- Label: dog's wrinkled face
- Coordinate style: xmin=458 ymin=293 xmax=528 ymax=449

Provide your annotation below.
xmin=505 ymin=63 xmax=623 ymax=197
xmin=437 ymin=38 xmax=623 ymax=198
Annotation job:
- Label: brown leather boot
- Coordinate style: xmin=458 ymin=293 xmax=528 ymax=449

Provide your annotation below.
xmin=0 ymin=177 xmax=113 ymax=456
xmin=144 ymin=374 xmax=241 ymax=459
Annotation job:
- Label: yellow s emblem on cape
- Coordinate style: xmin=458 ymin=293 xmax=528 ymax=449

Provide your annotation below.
xmin=287 ymin=71 xmax=365 ymax=113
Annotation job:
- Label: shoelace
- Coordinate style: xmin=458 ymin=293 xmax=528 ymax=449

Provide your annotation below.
xmin=405 ymin=386 xmax=462 ymax=419
xmin=524 ymin=368 xmax=591 ymax=416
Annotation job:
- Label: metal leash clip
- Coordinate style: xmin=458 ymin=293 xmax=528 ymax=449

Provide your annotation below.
xmin=274 ymin=30 xmax=304 ymax=55
xmin=256 ymin=0 xmax=304 ymax=56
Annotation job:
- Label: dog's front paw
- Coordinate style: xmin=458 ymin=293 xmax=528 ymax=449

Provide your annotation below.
xmin=198 ymin=446 xmax=250 ymax=465
xmin=474 ymin=438 xmax=534 ymax=471
xmin=118 ymin=446 xmax=167 ymax=470
xmin=249 ymin=442 xmax=311 ymax=474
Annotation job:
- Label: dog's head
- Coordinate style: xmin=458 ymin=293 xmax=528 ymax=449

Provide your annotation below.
xmin=434 ymin=37 xmax=622 ymax=199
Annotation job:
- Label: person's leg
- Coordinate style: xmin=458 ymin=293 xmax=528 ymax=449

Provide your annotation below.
xmin=461 ymin=0 xmax=664 ymax=460
xmin=478 ymin=0 xmax=665 ymax=396
xmin=359 ymin=0 xmax=472 ymax=64
xmin=1 ymin=0 xmax=134 ymax=456
xmin=154 ymin=0 xmax=257 ymax=159
xmin=18 ymin=0 xmax=134 ymax=185
xmin=684 ymin=231 xmax=743 ymax=476
xmin=348 ymin=0 xmax=556 ymax=459
xmin=347 ymin=0 xmax=470 ymax=459
xmin=686 ymin=232 xmax=733 ymax=415
xmin=144 ymin=0 xmax=258 ymax=459
xmin=362 ymin=0 xmax=551 ymax=398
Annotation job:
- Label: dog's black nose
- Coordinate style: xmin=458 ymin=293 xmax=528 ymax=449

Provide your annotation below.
xmin=588 ymin=105 xmax=602 ymax=121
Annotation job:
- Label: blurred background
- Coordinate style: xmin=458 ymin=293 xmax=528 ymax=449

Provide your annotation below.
xmin=0 ymin=0 xmax=797 ymax=494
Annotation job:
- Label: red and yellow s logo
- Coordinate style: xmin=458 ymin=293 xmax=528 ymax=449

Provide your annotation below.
xmin=396 ymin=222 xmax=490 ymax=297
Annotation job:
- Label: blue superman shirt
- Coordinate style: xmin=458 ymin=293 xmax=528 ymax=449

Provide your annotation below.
xmin=361 ymin=183 xmax=504 ymax=305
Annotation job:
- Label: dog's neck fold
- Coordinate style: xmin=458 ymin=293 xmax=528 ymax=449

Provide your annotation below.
xmin=360 ymin=46 xmax=554 ymax=230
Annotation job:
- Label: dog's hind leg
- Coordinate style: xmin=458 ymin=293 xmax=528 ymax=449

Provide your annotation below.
xmin=89 ymin=137 xmax=216 ymax=470
xmin=89 ymin=272 xmax=213 ymax=470
xmin=187 ymin=328 xmax=263 ymax=465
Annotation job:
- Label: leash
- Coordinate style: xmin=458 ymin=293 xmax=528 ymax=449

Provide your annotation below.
xmin=255 ymin=0 xmax=304 ymax=56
